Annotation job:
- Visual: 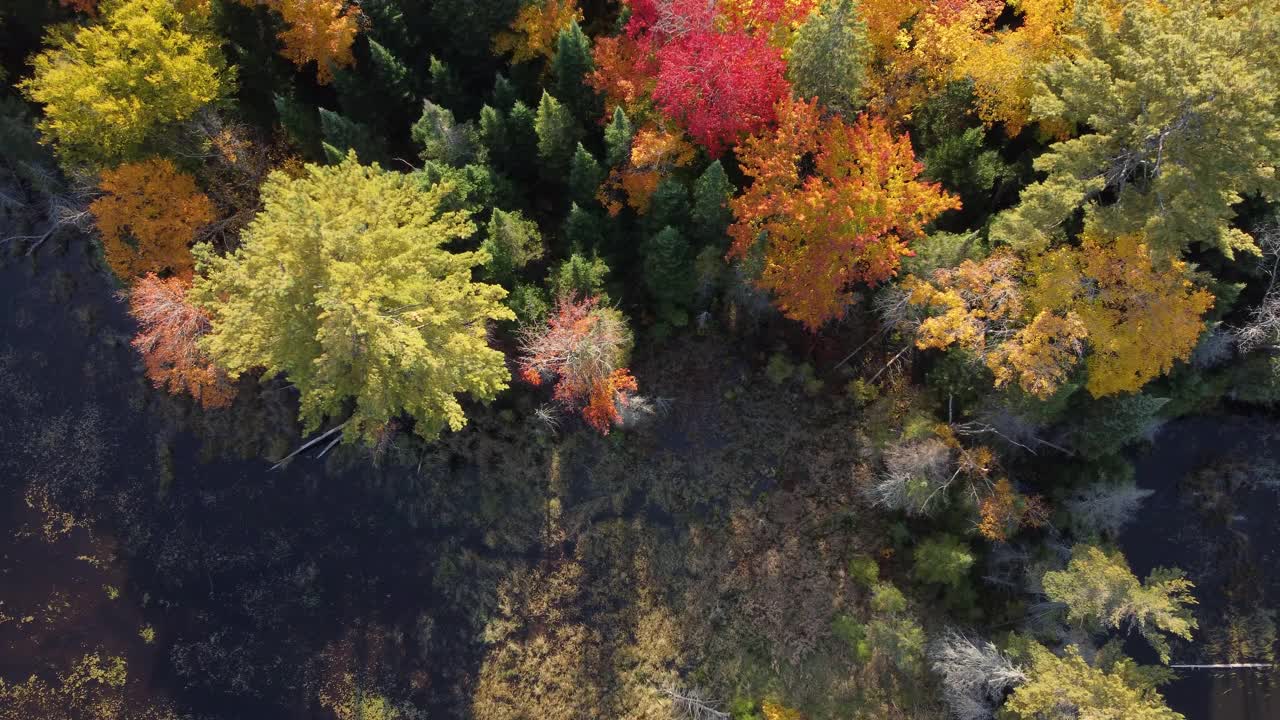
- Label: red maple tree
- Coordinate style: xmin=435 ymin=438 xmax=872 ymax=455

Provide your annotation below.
xmin=127 ymin=273 xmax=236 ymax=409
xmin=518 ymin=295 xmax=638 ymax=435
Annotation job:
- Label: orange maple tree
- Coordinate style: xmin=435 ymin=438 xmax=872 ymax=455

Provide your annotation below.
xmin=127 ymin=273 xmax=235 ymax=408
xmin=728 ymin=98 xmax=960 ymax=330
xmin=90 ymin=158 xmax=215 ymax=281
xmin=239 ymin=0 xmax=361 ymax=84
xmin=519 ymin=295 xmax=638 ymax=434
xmin=597 ymin=124 xmax=696 ymax=215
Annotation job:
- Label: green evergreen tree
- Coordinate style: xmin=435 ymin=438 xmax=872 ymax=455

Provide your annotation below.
xmin=411 ymin=100 xmax=477 ymax=167
xmin=506 ymin=100 xmax=540 ymax=181
xmin=191 ymin=153 xmax=514 ymax=446
xmin=643 ymin=226 xmax=696 ymax=326
xmin=549 ymin=252 xmax=610 ymax=300
xmin=483 ymin=209 xmax=544 ymax=284
xmin=562 ymin=202 xmax=603 ymax=254
xmin=787 ymin=0 xmax=869 ymax=116
xmin=492 ymin=72 xmax=518 ymax=111
xmin=535 ymin=91 xmax=578 ymax=176
xmin=568 ymin=143 xmax=603 ymax=207
xmin=691 ymin=160 xmax=735 ymax=246
xmin=645 ymin=177 xmax=690 ymax=235
xmin=552 ymin=20 xmax=597 ymax=123
xmin=319 ymin=108 xmax=383 ymax=165
xmin=274 ymin=92 xmax=322 ymax=159
xmin=604 ymin=106 xmax=634 ymax=168
xmin=333 ymin=40 xmax=415 ymax=131
xmin=428 ymin=55 xmax=463 ymax=110
xmin=479 ymin=104 xmax=507 ymax=157
xmin=911 ymin=535 xmax=974 ymax=588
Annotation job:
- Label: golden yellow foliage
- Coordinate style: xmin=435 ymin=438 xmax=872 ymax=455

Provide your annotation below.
xmin=762 ymin=700 xmax=804 ymax=720
xmin=494 ymin=0 xmax=583 ymax=64
xmin=989 ymin=310 xmax=1087 ymax=399
xmin=598 ymin=125 xmax=695 ymax=215
xmin=90 ymin=158 xmax=215 ymax=281
xmin=239 ymin=0 xmax=361 ymax=84
xmin=1030 ymin=230 xmax=1214 ymax=397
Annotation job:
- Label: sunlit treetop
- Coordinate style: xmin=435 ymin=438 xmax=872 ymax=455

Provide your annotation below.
xmin=20 ymin=0 xmax=233 ymax=166
xmin=494 ymin=0 xmax=583 ymax=64
xmin=238 ymin=0 xmax=362 ymax=85
xmin=191 ymin=153 xmax=514 ymax=445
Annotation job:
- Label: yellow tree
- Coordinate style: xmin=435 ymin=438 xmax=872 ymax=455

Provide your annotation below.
xmin=21 ymin=0 xmax=232 ymax=166
xmin=238 ymin=0 xmax=362 ymax=84
xmin=90 ymin=158 xmax=215 ymax=280
xmin=1029 ymin=229 xmax=1214 ymax=397
xmin=494 ymin=0 xmax=583 ymax=64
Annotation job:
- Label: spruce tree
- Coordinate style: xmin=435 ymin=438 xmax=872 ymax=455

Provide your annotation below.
xmin=691 ymin=159 xmax=735 ymax=246
xmin=319 ymin=108 xmax=383 ymax=165
xmin=604 ymin=106 xmax=634 ymax=168
xmin=535 ymin=91 xmax=578 ymax=176
xmin=568 ymin=143 xmax=603 ymax=207
xmin=483 ymin=209 xmax=544 ymax=284
xmin=552 ymin=20 xmax=597 ymax=123
xmin=643 ymin=226 xmax=696 ymax=325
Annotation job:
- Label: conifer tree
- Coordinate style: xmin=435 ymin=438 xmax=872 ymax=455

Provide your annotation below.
xmin=535 ymin=91 xmax=579 ymax=176
xmin=411 ymin=101 xmax=477 ymax=167
xmin=319 ymin=108 xmax=383 ymax=165
xmin=191 ymin=154 xmax=514 ymax=445
xmin=562 ymin=202 xmax=603 ymax=255
xmin=691 ymin=159 xmax=735 ymax=246
xmin=483 ymin=209 xmax=544 ymax=284
xmin=274 ymin=93 xmax=322 ymax=159
xmin=568 ymin=143 xmax=603 ymax=207
xmin=643 ymin=226 xmax=696 ymax=325
xmin=552 ymin=20 xmax=597 ymax=123
xmin=644 ymin=178 xmax=690 ymax=235
xmin=787 ymin=0 xmax=869 ymax=116
xmin=604 ymin=106 xmax=634 ymax=168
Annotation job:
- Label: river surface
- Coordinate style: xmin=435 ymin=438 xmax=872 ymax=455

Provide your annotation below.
xmin=1 ymin=226 xmax=1278 ymax=718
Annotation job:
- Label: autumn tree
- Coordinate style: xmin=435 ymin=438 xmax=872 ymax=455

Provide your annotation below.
xmin=21 ymin=0 xmax=232 ymax=166
xmin=650 ymin=28 xmax=790 ymax=156
xmin=598 ymin=124 xmax=695 ymax=216
xmin=1029 ymin=229 xmax=1214 ymax=397
xmin=90 ymin=158 xmax=215 ymax=280
xmin=1004 ymin=644 xmax=1183 ymax=720
xmin=786 ymin=0 xmax=869 ymax=116
xmin=728 ymin=97 xmax=959 ymax=329
xmin=191 ymin=154 xmax=514 ymax=445
xmin=239 ymin=0 xmax=362 ymax=85
xmin=519 ymin=295 xmax=638 ymax=434
xmin=1043 ymin=545 xmax=1198 ymax=663
xmin=990 ymin=0 xmax=1280 ymax=257
xmin=493 ymin=0 xmax=582 ymax=64
xmin=127 ymin=273 xmax=235 ymax=408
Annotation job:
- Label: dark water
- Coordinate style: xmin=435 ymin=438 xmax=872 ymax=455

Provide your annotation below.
xmin=1124 ymin=417 xmax=1280 ymax=719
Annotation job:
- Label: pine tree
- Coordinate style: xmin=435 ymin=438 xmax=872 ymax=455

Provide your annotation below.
xmin=1005 ymin=644 xmax=1183 ymax=720
xmin=645 ymin=177 xmax=690 ymax=235
xmin=568 ymin=143 xmax=603 ymax=207
xmin=505 ymin=100 xmax=540 ymax=181
xmin=691 ymin=159 xmax=735 ymax=246
xmin=483 ymin=209 xmax=544 ymax=284
xmin=604 ymin=106 xmax=634 ymax=168
xmin=191 ymin=153 xmax=514 ymax=445
xmin=787 ymin=0 xmax=869 ymax=116
xmin=319 ymin=108 xmax=383 ymax=165
xmin=411 ymin=100 xmax=477 ymax=167
xmin=552 ymin=20 xmax=597 ymax=123
xmin=549 ymin=252 xmax=610 ymax=300
xmin=535 ymin=91 xmax=579 ymax=176
xmin=429 ymin=55 xmax=463 ymax=110
xmin=643 ymin=226 xmax=696 ymax=325
xmin=274 ymin=93 xmax=322 ymax=159
xmin=562 ymin=202 xmax=603 ymax=255
xmin=492 ymin=72 xmax=518 ymax=111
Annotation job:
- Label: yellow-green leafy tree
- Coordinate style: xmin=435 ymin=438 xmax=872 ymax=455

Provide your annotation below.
xmin=1004 ymin=644 xmax=1183 ymax=720
xmin=1043 ymin=545 xmax=1198 ymax=664
xmin=990 ymin=0 xmax=1280 ymax=257
xmin=20 ymin=0 xmax=233 ymax=167
xmin=191 ymin=153 xmax=514 ymax=445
